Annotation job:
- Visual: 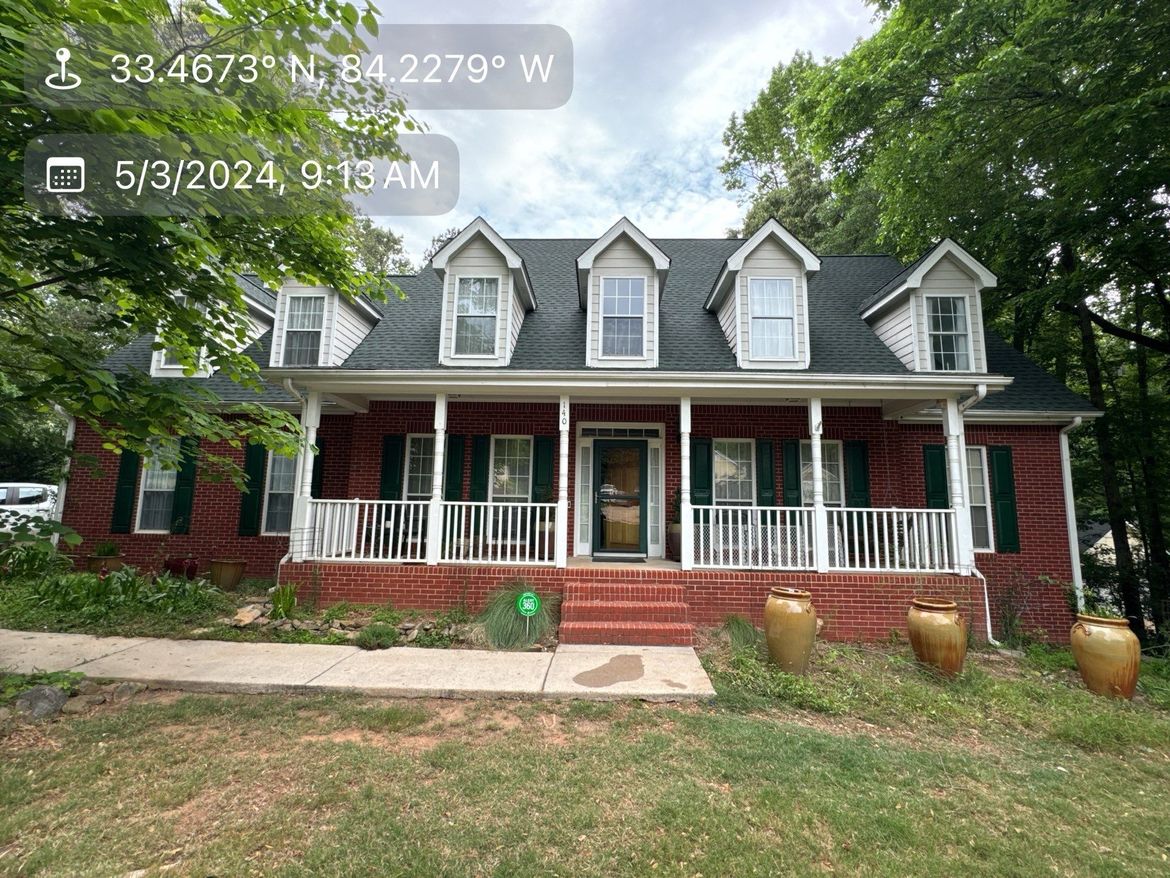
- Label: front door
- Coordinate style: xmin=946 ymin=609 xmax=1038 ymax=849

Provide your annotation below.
xmin=592 ymin=440 xmax=648 ymax=556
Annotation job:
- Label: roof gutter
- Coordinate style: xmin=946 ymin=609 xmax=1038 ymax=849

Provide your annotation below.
xmin=959 ymin=382 xmax=987 ymax=413
xmin=1060 ymin=417 xmax=1086 ymax=612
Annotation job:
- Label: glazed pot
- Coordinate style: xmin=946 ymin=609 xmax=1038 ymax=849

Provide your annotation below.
xmin=1070 ymin=614 xmax=1140 ymax=699
xmin=763 ymin=587 xmax=817 ymax=675
xmin=907 ymin=598 xmax=967 ymax=676
xmin=86 ymin=554 xmax=125 ymax=574
xmin=666 ymin=524 xmax=682 ymax=562
xmin=209 ymin=559 xmax=247 ymax=591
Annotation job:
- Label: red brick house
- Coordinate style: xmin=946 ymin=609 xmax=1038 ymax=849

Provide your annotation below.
xmin=59 ymin=217 xmax=1097 ymax=645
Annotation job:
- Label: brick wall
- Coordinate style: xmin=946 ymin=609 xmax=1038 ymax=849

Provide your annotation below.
xmin=61 ymin=402 xmax=1077 ymax=640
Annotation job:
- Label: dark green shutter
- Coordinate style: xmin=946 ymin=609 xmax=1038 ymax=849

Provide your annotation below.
xmin=110 ymin=450 xmax=140 ymax=533
xmin=379 ymin=435 xmax=405 ymax=501
xmin=755 ymin=439 xmax=775 ymax=506
xmin=989 ymin=445 xmax=1020 ymax=553
xmin=923 ymin=445 xmax=949 ymax=509
xmin=781 ymin=439 xmax=801 ymax=507
xmin=532 ymin=436 xmax=555 ymax=502
xmin=844 ymin=440 xmax=871 ymax=508
xmin=169 ymin=437 xmax=199 ymax=534
xmin=690 ymin=438 xmax=712 ymax=506
xmin=238 ymin=442 xmax=267 ymax=537
xmin=310 ymin=437 xmax=325 ymax=499
xmin=469 ymin=436 xmax=491 ymax=502
xmin=443 ymin=435 xmax=465 ymax=501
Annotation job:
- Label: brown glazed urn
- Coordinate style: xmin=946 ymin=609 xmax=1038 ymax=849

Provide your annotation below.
xmin=209 ymin=559 xmax=247 ymax=591
xmin=907 ymin=597 xmax=967 ymax=676
xmin=1070 ymin=614 xmax=1140 ymax=700
xmin=763 ymin=587 xmax=817 ymax=675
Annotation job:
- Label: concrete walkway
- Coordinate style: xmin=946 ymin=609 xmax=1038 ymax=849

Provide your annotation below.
xmin=0 ymin=629 xmax=715 ymax=702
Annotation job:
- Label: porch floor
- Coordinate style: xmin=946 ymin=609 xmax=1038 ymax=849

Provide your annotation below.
xmin=567 ymin=557 xmax=682 ymax=571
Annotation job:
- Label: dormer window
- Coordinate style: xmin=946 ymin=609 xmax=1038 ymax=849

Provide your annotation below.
xmin=283 ymin=295 xmax=326 ymax=366
xmin=454 ymin=277 xmax=500 ymax=357
xmin=749 ymin=278 xmax=796 ymax=360
xmin=600 ymin=277 xmax=645 ymax=357
xmin=926 ymin=295 xmax=971 ymax=370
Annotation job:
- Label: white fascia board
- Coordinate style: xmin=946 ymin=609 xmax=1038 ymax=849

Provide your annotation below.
xmin=900 ymin=408 xmax=1101 ymax=425
xmin=576 ymin=217 xmax=670 ymax=307
xmin=862 ymin=238 xmax=998 ymax=320
xmin=704 ymin=218 xmax=820 ymax=311
xmin=430 ymin=216 xmax=536 ymax=309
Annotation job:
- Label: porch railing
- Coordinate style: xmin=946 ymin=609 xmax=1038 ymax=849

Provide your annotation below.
xmin=440 ymin=501 xmax=557 ymax=565
xmin=305 ymin=499 xmax=429 ymax=563
xmin=826 ymin=507 xmax=958 ymax=573
xmin=693 ymin=506 xmax=814 ymax=570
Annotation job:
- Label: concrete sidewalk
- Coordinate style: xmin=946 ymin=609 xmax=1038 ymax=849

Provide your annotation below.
xmin=0 ymin=629 xmax=715 ymax=702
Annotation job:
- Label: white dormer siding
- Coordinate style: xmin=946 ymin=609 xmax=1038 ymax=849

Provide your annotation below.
xmin=586 ymin=234 xmax=658 ymax=368
xmin=269 ymin=282 xmax=378 ymax=368
xmin=912 ymin=255 xmax=987 ymax=373
xmin=438 ymin=235 xmax=512 ymax=366
xmin=735 ymin=237 xmax=808 ymax=369
xmin=871 ymin=300 xmax=916 ymax=369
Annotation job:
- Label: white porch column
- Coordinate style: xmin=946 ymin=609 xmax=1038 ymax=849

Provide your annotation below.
xmin=425 ymin=392 xmax=447 ymax=566
xmin=290 ymin=390 xmax=322 ymax=562
xmin=679 ymin=397 xmax=694 ymax=570
xmin=943 ymin=397 xmax=975 ymax=574
xmin=809 ymin=398 xmax=830 ymax=572
xmin=555 ymin=395 xmax=570 ymax=568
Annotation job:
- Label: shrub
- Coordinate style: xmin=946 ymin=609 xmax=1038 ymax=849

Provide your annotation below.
xmin=30 ymin=567 xmax=222 ymax=621
xmin=478 ymin=580 xmax=559 ymax=649
xmin=92 ymin=540 xmax=120 ymax=557
xmin=711 ymin=647 xmax=848 ymax=714
xmin=269 ymin=582 xmax=297 ymax=620
xmin=355 ymin=623 xmax=400 ymax=650
xmin=723 ymin=615 xmax=764 ymax=654
xmin=0 ymin=540 xmax=73 ymax=582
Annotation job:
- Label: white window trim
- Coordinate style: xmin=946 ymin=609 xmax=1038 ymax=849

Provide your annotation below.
xmin=261 ymin=451 xmax=297 ymax=536
xmin=713 ymin=438 xmax=756 ymax=506
xmin=966 ymin=444 xmax=996 ymax=553
xmin=450 ymin=274 xmax=505 ymax=360
xmin=403 ymin=433 xmax=436 ymax=501
xmin=487 ymin=434 xmax=534 ymax=502
xmin=597 ymin=275 xmax=649 ymax=362
xmin=150 ymin=345 xmax=212 ymax=378
xmin=279 ymin=292 xmax=328 ymax=368
xmin=134 ymin=454 xmax=175 ymax=534
xmin=923 ymin=292 xmax=974 ymax=372
xmin=799 ymin=439 xmax=844 ymax=507
xmin=746 ymin=277 xmax=799 ymax=362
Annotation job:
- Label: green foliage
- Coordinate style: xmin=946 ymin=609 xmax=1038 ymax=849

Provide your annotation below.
xmin=709 ymin=647 xmax=847 ymax=714
xmin=92 ymin=540 xmax=120 ymax=557
xmin=321 ymin=602 xmax=355 ymax=623
xmin=0 ymin=669 xmax=84 ymax=703
xmin=30 ymin=567 xmax=221 ymax=622
xmin=370 ymin=605 xmax=404 ymax=626
xmin=410 ymin=607 xmax=470 ymax=648
xmin=269 ymin=583 xmax=298 ymax=621
xmin=355 ymin=623 xmax=400 ymax=650
xmin=478 ymin=581 xmax=559 ymax=650
xmin=0 ymin=539 xmax=74 ymax=581
xmin=722 ymin=615 xmax=764 ymax=654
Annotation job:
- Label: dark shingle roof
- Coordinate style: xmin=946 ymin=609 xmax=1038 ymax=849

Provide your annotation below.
xmin=856 ymin=249 xmax=930 ymax=313
xmin=972 ymin=332 xmax=1095 ymax=414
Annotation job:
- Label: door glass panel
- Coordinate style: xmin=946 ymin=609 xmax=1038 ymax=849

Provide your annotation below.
xmin=597 ymin=444 xmax=642 ymax=553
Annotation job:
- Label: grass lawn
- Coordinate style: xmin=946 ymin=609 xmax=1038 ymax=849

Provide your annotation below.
xmin=2 ymin=636 xmax=1169 ymax=877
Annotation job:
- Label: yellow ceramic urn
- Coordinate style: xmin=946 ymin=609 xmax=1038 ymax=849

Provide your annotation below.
xmin=907 ymin=598 xmax=967 ymax=676
xmin=763 ymin=587 xmax=817 ymax=675
xmin=1070 ymin=614 xmax=1140 ymax=699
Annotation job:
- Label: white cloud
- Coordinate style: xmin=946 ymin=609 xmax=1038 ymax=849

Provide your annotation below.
xmin=376 ymin=0 xmax=878 ymax=262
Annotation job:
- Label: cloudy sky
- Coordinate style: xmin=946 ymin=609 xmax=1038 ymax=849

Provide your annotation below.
xmin=379 ymin=0 xmax=878 ymax=262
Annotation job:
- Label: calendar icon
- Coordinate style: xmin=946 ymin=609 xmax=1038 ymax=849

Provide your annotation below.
xmin=45 ymin=157 xmax=85 ymax=193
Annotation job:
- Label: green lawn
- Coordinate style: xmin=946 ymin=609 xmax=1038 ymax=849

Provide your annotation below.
xmin=2 ymin=639 xmax=1169 ymax=877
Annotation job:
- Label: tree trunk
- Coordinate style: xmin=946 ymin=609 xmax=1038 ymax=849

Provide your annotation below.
xmin=1075 ymin=302 xmax=1146 ymax=638
xmin=1134 ymin=300 xmax=1169 ymax=639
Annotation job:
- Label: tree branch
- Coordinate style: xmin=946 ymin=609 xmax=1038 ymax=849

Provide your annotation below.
xmin=1054 ymin=301 xmax=1170 ymax=355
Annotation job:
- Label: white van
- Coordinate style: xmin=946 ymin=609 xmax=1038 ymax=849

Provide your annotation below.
xmin=0 ymin=483 xmax=58 ymax=530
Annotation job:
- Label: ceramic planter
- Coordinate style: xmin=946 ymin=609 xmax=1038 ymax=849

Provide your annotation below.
xmin=209 ymin=559 xmax=247 ymax=591
xmin=85 ymin=554 xmax=124 ymax=574
xmin=1070 ymin=614 xmax=1140 ymax=699
xmin=667 ymin=524 xmax=682 ymax=562
xmin=907 ymin=598 xmax=967 ymax=676
xmin=763 ymin=587 xmax=817 ymax=675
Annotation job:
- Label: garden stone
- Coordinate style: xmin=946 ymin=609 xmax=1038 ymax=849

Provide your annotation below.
xmin=109 ymin=682 xmax=146 ymax=701
xmin=61 ymin=694 xmax=105 ymax=715
xmin=14 ymin=685 xmax=68 ymax=721
xmin=400 ymin=622 xmax=415 ymax=632
xmin=405 ymin=628 xmax=419 ymax=643
xmin=77 ymin=679 xmax=103 ymax=696
xmin=422 ymin=623 xmax=434 ymax=632
xmin=232 ymin=606 xmax=262 ymax=627
xmin=0 ymin=706 xmax=12 ymax=722
xmin=330 ymin=620 xmax=344 ymax=630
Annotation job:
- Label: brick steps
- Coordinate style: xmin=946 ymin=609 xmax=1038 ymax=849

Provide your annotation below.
xmin=559 ymin=581 xmax=693 ymax=646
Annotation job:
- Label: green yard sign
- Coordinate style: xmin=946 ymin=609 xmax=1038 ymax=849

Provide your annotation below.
xmin=516 ymin=591 xmax=541 ymax=618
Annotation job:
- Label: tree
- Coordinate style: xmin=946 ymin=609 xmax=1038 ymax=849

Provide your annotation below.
xmin=350 ymin=217 xmax=414 ymax=277
xmin=1 ymin=0 xmax=409 ymax=483
xmin=423 ymin=227 xmax=461 ymax=263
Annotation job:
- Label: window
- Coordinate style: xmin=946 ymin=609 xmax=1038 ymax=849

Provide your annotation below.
xmin=404 ymin=435 xmax=435 ymax=500
xmin=454 ymin=277 xmax=499 ymax=356
xmin=714 ymin=439 xmax=754 ymax=506
xmin=283 ymin=295 xmax=326 ymax=366
xmin=262 ymin=454 xmax=297 ymax=534
xmin=490 ymin=437 xmax=532 ymax=502
xmin=927 ymin=296 xmax=971 ymax=370
xmin=966 ymin=446 xmax=994 ymax=551
xmin=600 ymin=277 xmax=645 ymax=357
xmin=137 ymin=454 xmax=176 ymax=532
xmin=749 ymin=278 xmax=796 ymax=359
xmin=799 ymin=440 xmax=843 ymax=506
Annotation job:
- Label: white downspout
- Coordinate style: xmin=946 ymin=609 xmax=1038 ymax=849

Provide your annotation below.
xmin=274 ymin=380 xmax=307 ymax=584
xmin=959 ymin=382 xmax=987 ymax=413
xmin=1060 ymin=417 xmax=1086 ymax=611
xmin=959 ymin=385 xmax=996 ymax=642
